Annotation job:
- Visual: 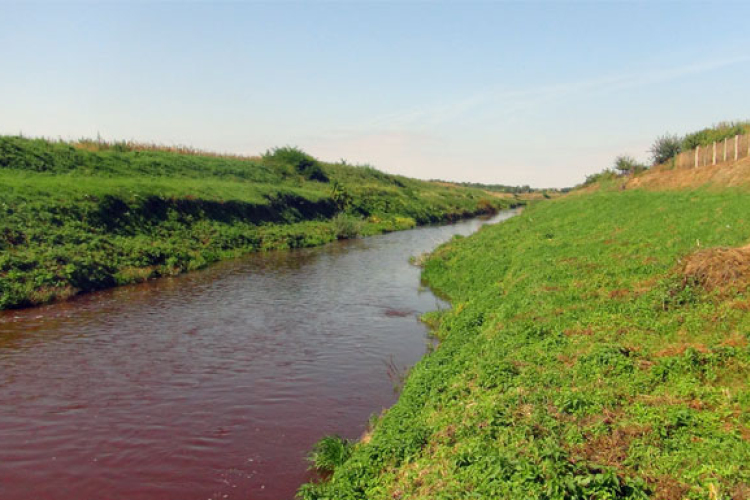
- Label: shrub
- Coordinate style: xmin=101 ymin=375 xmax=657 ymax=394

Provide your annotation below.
xmin=614 ymin=155 xmax=647 ymax=175
xmin=262 ymin=146 xmax=328 ymax=182
xmin=295 ymin=157 xmax=328 ymax=182
xmin=649 ymin=134 xmax=682 ymax=165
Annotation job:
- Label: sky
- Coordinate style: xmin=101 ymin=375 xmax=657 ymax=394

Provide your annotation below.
xmin=1 ymin=1 xmax=750 ymax=188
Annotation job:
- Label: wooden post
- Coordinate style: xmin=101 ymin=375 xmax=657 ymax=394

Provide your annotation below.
xmin=724 ymin=138 xmax=728 ymax=162
xmin=735 ymin=135 xmax=739 ymax=161
xmin=712 ymin=142 xmax=716 ymax=165
xmin=695 ymin=146 xmax=699 ymax=168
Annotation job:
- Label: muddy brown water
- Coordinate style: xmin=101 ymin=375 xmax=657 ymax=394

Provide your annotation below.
xmin=0 ymin=211 xmax=516 ymax=500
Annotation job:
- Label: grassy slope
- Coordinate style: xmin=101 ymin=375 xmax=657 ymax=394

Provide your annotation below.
xmin=0 ymin=136 xmax=510 ymax=309
xmin=301 ymin=188 xmax=750 ymax=499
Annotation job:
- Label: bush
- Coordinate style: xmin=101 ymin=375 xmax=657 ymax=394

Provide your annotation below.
xmin=295 ymin=157 xmax=328 ymax=182
xmin=262 ymin=146 xmax=328 ymax=182
xmin=614 ymin=155 xmax=648 ymax=175
xmin=649 ymin=134 xmax=682 ymax=165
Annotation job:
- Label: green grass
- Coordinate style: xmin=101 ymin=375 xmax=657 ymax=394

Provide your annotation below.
xmin=0 ymin=136 xmax=512 ymax=309
xmin=308 ymin=435 xmax=354 ymax=475
xmin=299 ymin=188 xmax=750 ymax=499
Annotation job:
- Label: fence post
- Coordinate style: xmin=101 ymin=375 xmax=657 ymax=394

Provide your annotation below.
xmin=695 ymin=146 xmax=699 ymax=168
xmin=712 ymin=142 xmax=716 ymax=165
xmin=735 ymin=135 xmax=739 ymax=161
xmin=724 ymin=138 xmax=728 ymax=162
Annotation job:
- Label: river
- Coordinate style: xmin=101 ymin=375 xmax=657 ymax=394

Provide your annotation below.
xmin=0 ymin=210 xmax=516 ymax=500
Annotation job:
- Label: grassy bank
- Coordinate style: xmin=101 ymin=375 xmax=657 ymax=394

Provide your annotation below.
xmin=0 ymin=136 xmax=512 ymax=310
xmin=300 ymin=188 xmax=750 ymax=499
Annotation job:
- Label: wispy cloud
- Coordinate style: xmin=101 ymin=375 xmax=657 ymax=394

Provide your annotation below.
xmin=359 ymin=54 xmax=750 ymax=132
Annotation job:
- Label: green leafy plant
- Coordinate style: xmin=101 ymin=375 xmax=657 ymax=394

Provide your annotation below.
xmin=308 ymin=435 xmax=352 ymax=474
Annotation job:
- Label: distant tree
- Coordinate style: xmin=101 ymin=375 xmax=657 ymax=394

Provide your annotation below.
xmin=649 ymin=134 xmax=682 ymax=165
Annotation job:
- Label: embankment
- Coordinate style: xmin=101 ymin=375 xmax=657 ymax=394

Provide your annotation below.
xmin=0 ymin=137 xmax=513 ymax=309
xmin=300 ymin=186 xmax=750 ymax=498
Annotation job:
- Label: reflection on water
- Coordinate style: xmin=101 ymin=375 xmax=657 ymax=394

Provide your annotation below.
xmin=0 ymin=211 xmax=516 ymax=500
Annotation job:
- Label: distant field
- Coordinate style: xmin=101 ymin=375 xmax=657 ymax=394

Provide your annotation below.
xmin=0 ymin=136 xmax=512 ymax=309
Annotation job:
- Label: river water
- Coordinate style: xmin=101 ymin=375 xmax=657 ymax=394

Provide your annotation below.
xmin=0 ymin=211 xmax=515 ymax=500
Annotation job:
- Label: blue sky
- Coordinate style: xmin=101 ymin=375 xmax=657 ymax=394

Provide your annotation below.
xmin=2 ymin=1 xmax=749 ymax=187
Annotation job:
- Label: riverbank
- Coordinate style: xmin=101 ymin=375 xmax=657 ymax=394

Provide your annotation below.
xmin=299 ymin=187 xmax=750 ymax=499
xmin=0 ymin=136 xmax=514 ymax=310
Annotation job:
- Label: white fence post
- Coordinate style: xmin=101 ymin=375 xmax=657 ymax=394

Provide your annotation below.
xmin=712 ymin=142 xmax=716 ymax=165
xmin=695 ymin=146 xmax=699 ymax=168
xmin=724 ymin=138 xmax=728 ymax=162
xmin=735 ymin=135 xmax=739 ymax=161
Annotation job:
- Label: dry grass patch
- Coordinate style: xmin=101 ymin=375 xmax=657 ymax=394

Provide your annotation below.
xmin=628 ymin=156 xmax=750 ymax=191
xmin=574 ymin=425 xmax=649 ymax=470
xmin=720 ymin=333 xmax=749 ymax=348
xmin=28 ymin=285 xmax=79 ymax=305
xmin=609 ymin=288 xmax=631 ymax=299
xmin=564 ymin=327 xmax=594 ymax=337
xmin=653 ymin=342 xmax=710 ymax=358
xmin=650 ymin=476 xmax=692 ymax=500
xmin=681 ymin=244 xmax=750 ymax=295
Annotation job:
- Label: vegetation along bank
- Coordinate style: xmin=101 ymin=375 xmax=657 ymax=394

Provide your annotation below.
xmin=300 ymin=177 xmax=750 ymax=498
xmin=0 ymin=136 xmax=514 ymax=310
